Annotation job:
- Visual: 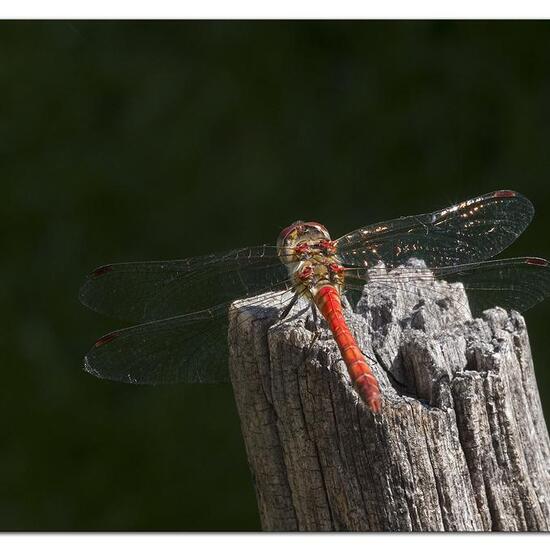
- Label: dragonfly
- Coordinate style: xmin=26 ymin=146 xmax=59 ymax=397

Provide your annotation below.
xmin=80 ymin=190 xmax=550 ymax=413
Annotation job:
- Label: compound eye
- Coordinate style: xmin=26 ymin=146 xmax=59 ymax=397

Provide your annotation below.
xmin=304 ymin=221 xmax=330 ymax=240
xmin=277 ymin=221 xmax=304 ymax=248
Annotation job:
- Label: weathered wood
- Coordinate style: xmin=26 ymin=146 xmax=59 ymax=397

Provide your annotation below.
xmin=228 ymin=262 xmax=550 ymax=531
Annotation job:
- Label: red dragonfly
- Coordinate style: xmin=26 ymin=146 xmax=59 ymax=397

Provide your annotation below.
xmin=80 ymin=190 xmax=550 ymax=412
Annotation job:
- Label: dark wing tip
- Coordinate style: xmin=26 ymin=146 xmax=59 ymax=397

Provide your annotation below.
xmin=489 ymin=189 xmax=534 ymax=211
xmin=491 ymin=189 xmax=535 ymax=226
xmin=525 ymin=257 xmax=548 ymax=267
xmin=91 ymin=265 xmax=114 ymax=278
xmin=94 ymin=331 xmax=120 ymax=348
xmin=79 ymin=265 xmax=115 ymax=309
xmin=83 ymin=331 xmax=121 ymax=380
xmin=492 ymin=190 xmax=518 ymax=198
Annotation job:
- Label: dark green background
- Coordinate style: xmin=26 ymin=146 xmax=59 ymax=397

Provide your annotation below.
xmin=1 ymin=21 xmax=549 ymax=530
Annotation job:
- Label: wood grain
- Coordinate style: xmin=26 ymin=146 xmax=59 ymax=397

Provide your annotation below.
xmin=228 ymin=263 xmax=550 ymax=531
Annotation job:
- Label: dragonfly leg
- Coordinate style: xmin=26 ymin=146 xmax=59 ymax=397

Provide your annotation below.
xmin=305 ymin=332 xmax=320 ymax=357
xmin=304 ymin=305 xmax=322 ymax=356
xmin=310 ymin=302 xmax=319 ymax=327
xmin=278 ymin=292 xmax=300 ymax=321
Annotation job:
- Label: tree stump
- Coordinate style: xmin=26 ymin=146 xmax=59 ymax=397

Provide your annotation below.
xmin=228 ymin=262 xmax=550 ymax=531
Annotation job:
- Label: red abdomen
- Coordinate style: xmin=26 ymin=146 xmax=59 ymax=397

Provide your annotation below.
xmin=314 ymin=285 xmax=382 ymax=413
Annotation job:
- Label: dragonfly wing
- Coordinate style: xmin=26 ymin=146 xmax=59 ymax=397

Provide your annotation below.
xmin=336 ymin=190 xmax=534 ymax=269
xmin=84 ymin=291 xmax=294 ymax=384
xmin=79 ymin=245 xmax=289 ymax=323
xmin=434 ymin=257 xmax=550 ymax=314
xmin=345 ymin=257 xmax=550 ymax=316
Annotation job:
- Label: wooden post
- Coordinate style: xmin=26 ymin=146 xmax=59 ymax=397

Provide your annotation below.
xmin=228 ymin=265 xmax=550 ymax=531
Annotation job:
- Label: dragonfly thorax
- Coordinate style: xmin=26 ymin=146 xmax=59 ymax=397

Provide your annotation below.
xmin=277 ymin=221 xmax=344 ymax=298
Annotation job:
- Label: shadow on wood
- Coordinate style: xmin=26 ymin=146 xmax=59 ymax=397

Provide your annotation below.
xmin=228 ymin=263 xmax=550 ymax=531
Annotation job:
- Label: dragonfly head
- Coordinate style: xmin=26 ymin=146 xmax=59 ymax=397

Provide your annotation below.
xmin=277 ymin=221 xmax=332 ymax=264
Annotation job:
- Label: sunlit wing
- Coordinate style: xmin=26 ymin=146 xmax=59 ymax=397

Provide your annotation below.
xmin=79 ymin=245 xmax=289 ymax=323
xmin=344 ymin=257 xmax=550 ymax=316
xmin=336 ymin=190 xmax=534 ymax=269
xmin=84 ymin=290 xmax=295 ymax=384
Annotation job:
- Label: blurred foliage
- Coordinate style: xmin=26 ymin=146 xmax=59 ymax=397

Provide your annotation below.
xmin=1 ymin=20 xmax=549 ymax=530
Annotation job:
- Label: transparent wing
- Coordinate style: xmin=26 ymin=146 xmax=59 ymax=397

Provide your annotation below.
xmin=336 ymin=190 xmax=534 ymax=269
xmin=344 ymin=257 xmax=550 ymax=316
xmin=84 ymin=290 xmax=294 ymax=385
xmin=79 ymin=245 xmax=288 ymax=323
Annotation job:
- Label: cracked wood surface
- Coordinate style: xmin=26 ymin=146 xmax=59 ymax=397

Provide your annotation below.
xmin=228 ymin=262 xmax=550 ymax=531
